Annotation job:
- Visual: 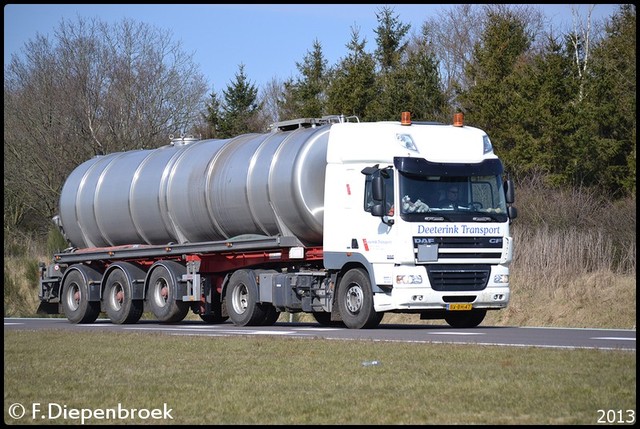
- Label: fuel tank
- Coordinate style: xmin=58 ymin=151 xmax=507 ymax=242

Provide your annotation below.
xmin=58 ymin=124 xmax=331 ymax=248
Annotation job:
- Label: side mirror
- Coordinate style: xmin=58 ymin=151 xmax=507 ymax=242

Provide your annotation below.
xmin=372 ymin=176 xmax=384 ymax=202
xmin=504 ymin=179 xmax=515 ymax=204
xmin=372 ymin=204 xmax=384 ymax=217
xmin=372 ymin=204 xmax=394 ymax=226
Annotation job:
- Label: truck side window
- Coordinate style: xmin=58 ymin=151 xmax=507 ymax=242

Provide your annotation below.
xmin=364 ymin=175 xmax=375 ymax=212
xmin=363 ymin=169 xmax=394 ymax=214
xmin=384 ymin=173 xmax=395 ymax=215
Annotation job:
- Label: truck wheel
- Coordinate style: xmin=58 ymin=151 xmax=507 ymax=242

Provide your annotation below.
xmin=61 ymin=270 xmax=100 ymax=324
xmin=444 ymin=309 xmax=487 ymax=328
xmin=337 ymin=268 xmax=382 ymax=329
xmin=225 ymin=270 xmax=267 ymax=326
xmin=147 ymin=265 xmax=189 ymax=323
xmin=104 ymin=268 xmax=143 ymax=324
xmin=260 ymin=304 xmax=280 ymax=326
xmin=199 ymin=313 xmax=229 ymax=324
xmin=312 ymin=312 xmax=345 ymax=327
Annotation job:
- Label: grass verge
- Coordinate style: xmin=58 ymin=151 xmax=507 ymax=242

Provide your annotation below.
xmin=4 ymin=330 xmax=636 ymax=425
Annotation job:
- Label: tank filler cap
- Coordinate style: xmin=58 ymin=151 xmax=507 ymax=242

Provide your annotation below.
xmin=169 ymin=134 xmax=200 ymax=146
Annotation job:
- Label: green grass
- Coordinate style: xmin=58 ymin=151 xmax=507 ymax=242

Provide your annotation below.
xmin=4 ymin=330 xmax=636 ymax=425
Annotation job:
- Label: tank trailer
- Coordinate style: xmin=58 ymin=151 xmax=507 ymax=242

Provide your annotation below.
xmin=38 ymin=112 xmax=517 ymax=329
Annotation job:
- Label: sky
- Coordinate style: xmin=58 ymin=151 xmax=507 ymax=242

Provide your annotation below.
xmin=4 ymin=4 xmax=624 ymax=93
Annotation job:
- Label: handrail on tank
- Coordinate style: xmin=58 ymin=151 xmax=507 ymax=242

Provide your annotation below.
xmin=321 ymin=114 xmax=360 ymax=124
xmin=269 ymin=114 xmax=360 ymax=132
xmin=169 ymin=134 xmax=200 ymax=146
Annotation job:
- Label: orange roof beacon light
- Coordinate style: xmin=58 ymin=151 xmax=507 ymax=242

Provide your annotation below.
xmin=401 ymin=111 xmax=411 ymax=126
xmin=453 ymin=112 xmax=464 ymax=127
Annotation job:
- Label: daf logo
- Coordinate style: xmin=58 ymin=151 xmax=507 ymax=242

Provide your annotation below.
xmin=413 ymin=237 xmax=436 ymax=245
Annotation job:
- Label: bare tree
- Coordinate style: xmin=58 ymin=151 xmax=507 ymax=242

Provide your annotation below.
xmin=4 ymin=16 xmax=209 ymax=232
xmin=417 ymin=4 xmax=482 ymax=105
xmin=569 ymin=4 xmax=595 ymax=102
xmin=258 ymin=77 xmax=286 ymax=126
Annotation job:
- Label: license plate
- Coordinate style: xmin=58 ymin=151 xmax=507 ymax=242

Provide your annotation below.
xmin=447 ymin=303 xmax=472 ymax=311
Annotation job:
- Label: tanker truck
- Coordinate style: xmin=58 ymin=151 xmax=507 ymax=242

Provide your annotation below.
xmin=37 ymin=112 xmax=517 ymax=329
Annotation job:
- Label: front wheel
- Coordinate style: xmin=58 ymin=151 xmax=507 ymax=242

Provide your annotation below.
xmin=336 ymin=268 xmax=382 ymax=329
xmin=312 ymin=312 xmax=345 ymax=327
xmin=260 ymin=304 xmax=280 ymax=326
xmin=444 ymin=309 xmax=487 ymax=328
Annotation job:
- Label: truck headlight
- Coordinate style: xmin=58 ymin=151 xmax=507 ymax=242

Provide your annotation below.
xmin=396 ymin=274 xmax=423 ymax=284
xmin=493 ymin=274 xmax=509 ymax=284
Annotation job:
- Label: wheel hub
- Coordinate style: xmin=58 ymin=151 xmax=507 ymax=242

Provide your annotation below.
xmin=345 ymin=285 xmax=363 ymax=313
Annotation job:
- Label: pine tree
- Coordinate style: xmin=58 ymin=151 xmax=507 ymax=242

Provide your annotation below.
xmin=506 ymin=35 xmax=576 ymax=184
xmin=216 ymin=63 xmax=262 ymax=137
xmin=584 ymin=4 xmax=636 ymax=195
xmin=326 ymin=26 xmax=377 ymax=120
xmin=458 ymin=10 xmax=531 ymax=167
xmin=203 ymin=90 xmax=222 ymax=138
xmin=370 ymin=6 xmax=412 ymax=120
xmin=374 ymin=5 xmax=411 ymax=74
xmin=281 ymin=39 xmax=328 ymax=119
xmin=398 ymin=26 xmax=447 ymax=122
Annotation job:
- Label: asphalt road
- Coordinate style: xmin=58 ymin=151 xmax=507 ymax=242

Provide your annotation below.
xmin=4 ymin=317 xmax=636 ymax=351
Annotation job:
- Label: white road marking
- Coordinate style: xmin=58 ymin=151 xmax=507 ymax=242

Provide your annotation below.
xmin=295 ymin=327 xmax=343 ymax=331
xmin=591 ymin=336 xmax=635 ymax=341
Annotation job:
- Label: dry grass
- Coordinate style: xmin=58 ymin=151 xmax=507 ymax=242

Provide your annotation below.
xmin=486 ymin=272 xmax=636 ymax=329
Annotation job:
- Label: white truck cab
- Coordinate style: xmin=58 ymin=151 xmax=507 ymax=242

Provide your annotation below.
xmin=323 ymin=113 xmax=516 ymax=327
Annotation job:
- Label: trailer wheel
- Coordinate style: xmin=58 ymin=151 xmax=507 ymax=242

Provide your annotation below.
xmin=225 ymin=270 xmax=267 ymax=326
xmin=337 ymin=268 xmax=382 ymax=329
xmin=104 ymin=268 xmax=143 ymax=324
xmin=200 ymin=279 xmax=228 ymax=324
xmin=147 ymin=264 xmax=189 ymax=323
xmin=61 ymin=270 xmax=100 ymax=324
xmin=444 ymin=309 xmax=487 ymax=328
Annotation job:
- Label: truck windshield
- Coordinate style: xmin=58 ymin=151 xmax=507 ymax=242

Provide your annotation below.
xmin=394 ymin=157 xmax=509 ymax=222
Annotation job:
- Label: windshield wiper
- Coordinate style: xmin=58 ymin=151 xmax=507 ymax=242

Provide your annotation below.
xmin=423 ymin=216 xmax=448 ymax=222
xmin=472 ymin=214 xmax=500 ymax=222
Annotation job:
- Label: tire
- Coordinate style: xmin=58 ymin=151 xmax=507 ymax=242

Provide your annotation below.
xmin=312 ymin=312 xmax=345 ymax=327
xmin=336 ymin=268 xmax=382 ymax=329
xmin=61 ymin=269 xmax=100 ymax=324
xmin=225 ymin=270 xmax=267 ymax=326
xmin=200 ymin=277 xmax=228 ymax=324
xmin=104 ymin=268 xmax=143 ymax=324
xmin=259 ymin=304 xmax=280 ymax=326
xmin=147 ymin=264 xmax=189 ymax=323
xmin=444 ymin=309 xmax=487 ymax=328
xmin=199 ymin=313 xmax=229 ymax=324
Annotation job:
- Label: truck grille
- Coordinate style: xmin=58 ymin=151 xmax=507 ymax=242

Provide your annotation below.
xmin=413 ymin=236 xmax=503 ymax=262
xmin=427 ymin=264 xmax=490 ymax=291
